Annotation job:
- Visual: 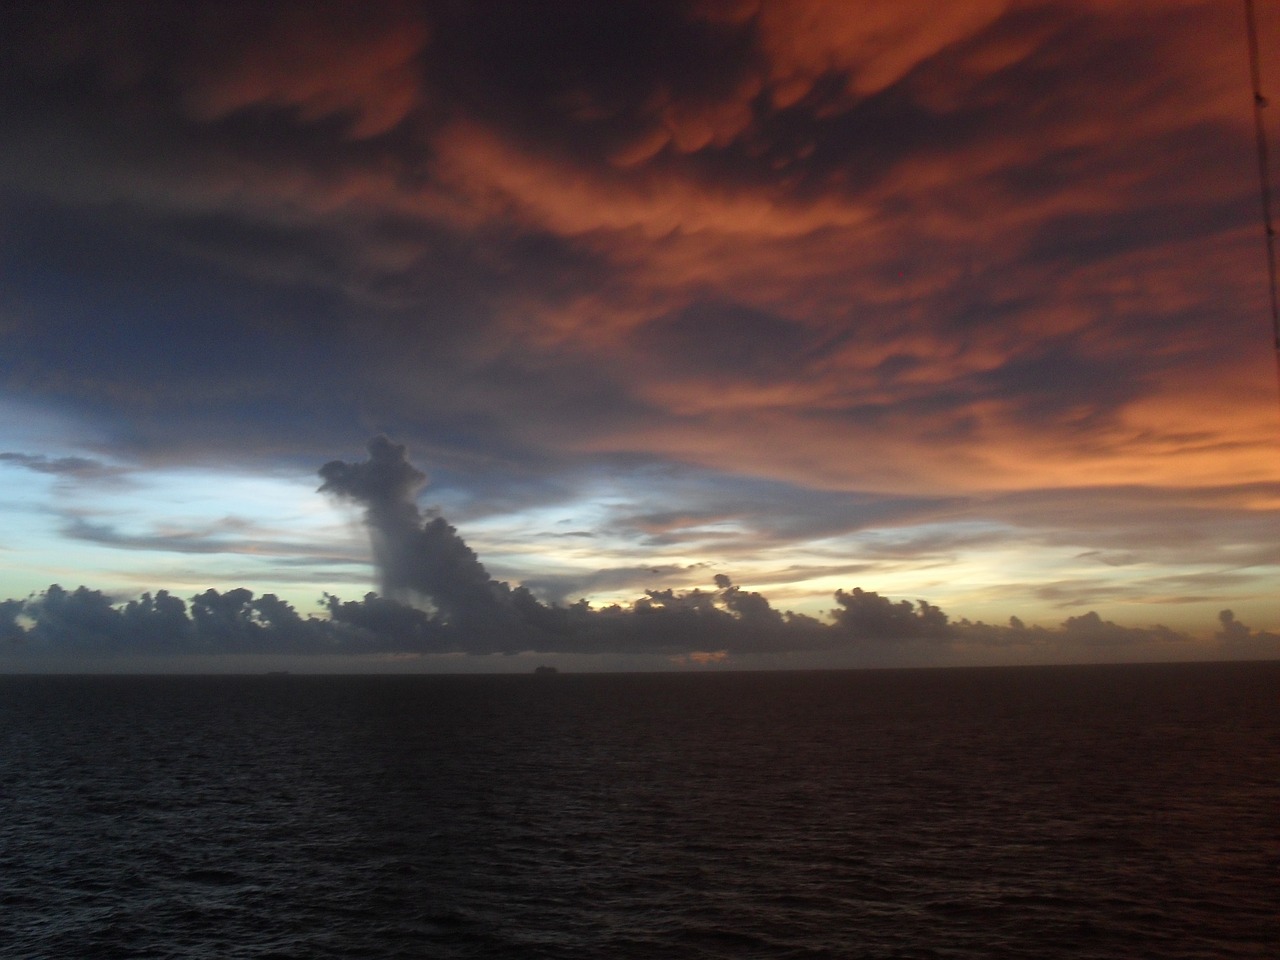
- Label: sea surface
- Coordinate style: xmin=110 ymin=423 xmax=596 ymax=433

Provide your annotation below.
xmin=1 ymin=662 xmax=1277 ymax=959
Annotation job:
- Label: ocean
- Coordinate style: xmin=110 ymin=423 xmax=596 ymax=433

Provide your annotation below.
xmin=1 ymin=662 xmax=1277 ymax=959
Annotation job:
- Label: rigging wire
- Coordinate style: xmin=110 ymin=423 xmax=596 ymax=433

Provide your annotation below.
xmin=1243 ymin=0 xmax=1280 ymax=410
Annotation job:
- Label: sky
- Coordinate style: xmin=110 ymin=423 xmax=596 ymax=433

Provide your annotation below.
xmin=1 ymin=0 xmax=1278 ymax=670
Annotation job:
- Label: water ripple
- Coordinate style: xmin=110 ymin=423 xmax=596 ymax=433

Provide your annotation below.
xmin=2 ymin=663 xmax=1277 ymax=958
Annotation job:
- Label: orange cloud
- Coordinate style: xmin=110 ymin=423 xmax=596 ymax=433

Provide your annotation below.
xmin=608 ymin=0 xmax=1016 ymax=163
xmin=180 ymin=2 xmax=429 ymax=138
xmin=434 ymin=121 xmax=875 ymax=240
xmin=669 ymin=649 xmax=731 ymax=665
xmin=696 ymin=0 xmax=1012 ymax=106
xmin=23 ymin=1 xmax=1277 ymax=501
xmin=415 ymin=113 xmax=1277 ymax=499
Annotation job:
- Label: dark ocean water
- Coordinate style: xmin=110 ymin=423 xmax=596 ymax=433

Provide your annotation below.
xmin=1 ymin=662 xmax=1277 ymax=959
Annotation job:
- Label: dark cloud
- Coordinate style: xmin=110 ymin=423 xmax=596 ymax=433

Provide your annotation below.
xmin=0 ymin=452 xmax=117 ymax=480
xmin=635 ymin=299 xmax=823 ymax=380
xmin=602 ymin=470 xmax=958 ymax=549
xmin=319 ymin=436 xmax=524 ymax=639
xmin=1215 ymin=610 xmax=1280 ymax=658
xmin=0 ymin=573 xmax=1214 ymax=664
xmin=424 ymin=0 xmax=758 ymax=162
xmin=969 ymin=340 xmax=1152 ymax=433
xmin=831 ymin=588 xmax=950 ymax=640
xmin=59 ymin=515 xmax=361 ymax=565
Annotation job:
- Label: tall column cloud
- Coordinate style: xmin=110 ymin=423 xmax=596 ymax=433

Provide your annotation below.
xmin=318 ymin=437 xmax=513 ymax=633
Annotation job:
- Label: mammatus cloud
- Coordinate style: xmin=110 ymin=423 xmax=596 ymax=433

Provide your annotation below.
xmin=2 ymin=440 xmax=1271 ymax=666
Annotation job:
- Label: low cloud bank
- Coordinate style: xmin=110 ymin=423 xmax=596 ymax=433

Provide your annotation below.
xmin=8 ymin=579 xmax=1264 ymax=663
xmin=2 ymin=440 xmax=1274 ymax=664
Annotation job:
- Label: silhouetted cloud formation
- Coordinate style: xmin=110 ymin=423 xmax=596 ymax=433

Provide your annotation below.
xmin=2 ymin=439 xmax=1269 ymax=667
xmin=1215 ymin=609 xmax=1280 ymax=659
xmin=319 ymin=436 xmax=521 ymax=640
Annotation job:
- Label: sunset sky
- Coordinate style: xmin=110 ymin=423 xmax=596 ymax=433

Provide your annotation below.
xmin=2 ymin=0 xmax=1278 ymax=667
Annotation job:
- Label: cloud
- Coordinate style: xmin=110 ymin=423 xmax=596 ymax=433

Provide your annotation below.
xmin=318 ymin=436 xmax=517 ymax=634
xmin=59 ymin=514 xmax=361 ymax=564
xmin=179 ymin=1 xmax=430 ymax=139
xmin=519 ymin=564 xmax=707 ymax=607
xmin=0 ymin=452 xmax=119 ymax=481
xmin=600 ymin=469 xmax=958 ymax=548
xmin=7 ymin=0 xmax=431 ymax=141
xmin=5 ymin=1 xmax=1272 ymax=489
xmin=6 ymin=439 xmax=1256 ymax=668
xmin=0 ymin=1 xmax=1277 ymax=649
xmin=1215 ymin=609 xmax=1280 ymax=659
xmin=2 ymin=573 xmax=1214 ymax=664
xmin=831 ymin=587 xmax=950 ymax=640
xmin=701 ymin=0 xmax=1013 ymax=107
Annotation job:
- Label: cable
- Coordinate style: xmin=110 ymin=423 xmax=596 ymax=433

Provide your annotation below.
xmin=1243 ymin=0 xmax=1280 ymax=409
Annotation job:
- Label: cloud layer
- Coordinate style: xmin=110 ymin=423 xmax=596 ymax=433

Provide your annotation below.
xmin=0 ymin=2 xmax=1277 ymax=645
xmin=4 ymin=440 xmax=1274 ymax=668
